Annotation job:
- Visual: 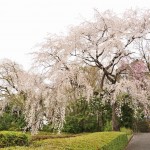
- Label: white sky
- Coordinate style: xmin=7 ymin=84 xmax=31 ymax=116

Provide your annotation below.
xmin=0 ymin=0 xmax=149 ymax=70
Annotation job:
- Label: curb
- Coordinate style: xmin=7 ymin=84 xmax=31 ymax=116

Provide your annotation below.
xmin=124 ymin=134 xmax=134 ymax=150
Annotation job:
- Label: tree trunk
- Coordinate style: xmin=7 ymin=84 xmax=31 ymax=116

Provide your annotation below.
xmin=112 ymin=103 xmax=120 ymax=131
xmin=97 ymin=111 xmax=103 ymax=131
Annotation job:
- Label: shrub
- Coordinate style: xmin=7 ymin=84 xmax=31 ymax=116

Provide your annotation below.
xmin=0 ymin=131 xmax=30 ymax=148
xmin=133 ymin=120 xmax=150 ymax=132
xmin=39 ymin=124 xmax=54 ymax=132
xmin=104 ymin=121 xmax=112 ymax=131
xmin=117 ymin=94 xmax=134 ymax=129
xmin=63 ymin=97 xmax=112 ymax=133
xmin=120 ymin=127 xmax=133 ymax=135
xmin=0 ymin=108 xmax=26 ymax=131
xmin=63 ymin=97 xmax=99 ymax=133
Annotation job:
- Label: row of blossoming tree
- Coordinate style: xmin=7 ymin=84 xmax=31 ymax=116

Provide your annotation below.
xmin=0 ymin=9 xmax=150 ymax=134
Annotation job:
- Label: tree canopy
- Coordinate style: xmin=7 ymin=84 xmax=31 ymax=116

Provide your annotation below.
xmin=0 ymin=9 xmax=150 ymax=134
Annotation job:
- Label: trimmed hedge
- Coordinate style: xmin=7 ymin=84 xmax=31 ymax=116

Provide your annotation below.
xmin=32 ymin=132 xmax=128 ymax=150
xmin=0 ymin=132 xmax=128 ymax=150
xmin=101 ymin=133 xmax=128 ymax=150
xmin=0 ymin=131 xmax=30 ymax=148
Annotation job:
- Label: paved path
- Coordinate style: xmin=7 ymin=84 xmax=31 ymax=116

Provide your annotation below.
xmin=126 ymin=133 xmax=150 ymax=150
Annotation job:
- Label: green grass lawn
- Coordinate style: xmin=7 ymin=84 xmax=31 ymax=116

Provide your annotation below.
xmin=1 ymin=132 xmax=128 ymax=150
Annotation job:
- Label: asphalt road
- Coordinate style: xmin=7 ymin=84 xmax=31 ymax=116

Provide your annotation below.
xmin=126 ymin=133 xmax=150 ymax=150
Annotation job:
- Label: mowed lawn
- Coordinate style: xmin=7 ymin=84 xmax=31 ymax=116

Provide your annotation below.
xmin=1 ymin=132 xmax=128 ymax=150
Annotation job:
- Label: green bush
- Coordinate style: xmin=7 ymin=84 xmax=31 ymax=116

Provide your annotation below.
xmin=63 ymin=97 xmax=112 ymax=133
xmin=120 ymin=103 xmax=134 ymax=129
xmin=117 ymin=94 xmax=134 ymax=129
xmin=40 ymin=124 xmax=54 ymax=132
xmin=104 ymin=121 xmax=112 ymax=131
xmin=63 ymin=98 xmax=99 ymax=133
xmin=0 ymin=131 xmax=30 ymax=148
xmin=0 ymin=107 xmax=26 ymax=131
xmin=63 ymin=114 xmax=98 ymax=133
xmin=120 ymin=127 xmax=133 ymax=135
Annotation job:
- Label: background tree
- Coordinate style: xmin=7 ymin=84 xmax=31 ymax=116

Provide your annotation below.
xmin=0 ymin=59 xmax=49 ymax=134
xmin=1 ymin=9 xmax=150 ymax=134
xmin=34 ymin=9 xmax=150 ymax=131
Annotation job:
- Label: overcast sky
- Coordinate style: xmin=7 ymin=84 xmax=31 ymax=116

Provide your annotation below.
xmin=0 ymin=0 xmax=149 ymax=70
